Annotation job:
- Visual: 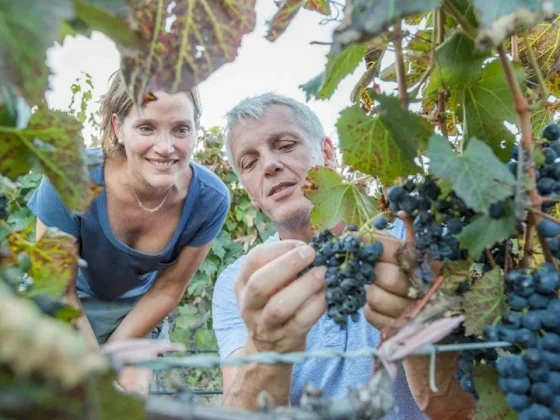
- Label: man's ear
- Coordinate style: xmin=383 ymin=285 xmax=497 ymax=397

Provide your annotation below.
xmin=322 ymin=137 xmax=336 ymax=168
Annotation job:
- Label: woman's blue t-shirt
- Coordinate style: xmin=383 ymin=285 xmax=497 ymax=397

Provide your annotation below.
xmin=28 ymin=148 xmax=230 ymax=301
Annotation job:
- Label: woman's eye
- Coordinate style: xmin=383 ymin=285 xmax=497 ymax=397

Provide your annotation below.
xmin=138 ymin=125 xmax=153 ymax=134
xmin=175 ymin=126 xmax=191 ymax=136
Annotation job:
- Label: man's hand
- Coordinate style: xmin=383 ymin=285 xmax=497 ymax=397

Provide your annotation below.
xmin=234 ymin=240 xmax=327 ymax=354
xmin=363 ymin=235 xmax=414 ymax=330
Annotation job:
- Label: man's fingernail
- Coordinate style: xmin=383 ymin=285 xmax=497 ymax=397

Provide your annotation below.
xmin=313 ymin=266 xmax=327 ymax=279
xmin=298 ymin=245 xmax=315 ymax=260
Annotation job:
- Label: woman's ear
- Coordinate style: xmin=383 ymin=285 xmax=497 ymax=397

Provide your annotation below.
xmin=322 ymin=137 xmax=336 ymax=168
xmin=111 ymin=113 xmax=123 ymax=143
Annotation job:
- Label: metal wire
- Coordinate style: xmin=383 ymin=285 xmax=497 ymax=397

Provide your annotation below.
xmin=130 ymin=341 xmax=513 ymax=371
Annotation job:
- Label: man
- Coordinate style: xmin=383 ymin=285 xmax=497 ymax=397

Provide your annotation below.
xmin=212 ymin=93 xmax=473 ymax=418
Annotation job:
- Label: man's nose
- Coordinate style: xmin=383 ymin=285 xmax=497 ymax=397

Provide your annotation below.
xmin=262 ymin=153 xmax=282 ymax=176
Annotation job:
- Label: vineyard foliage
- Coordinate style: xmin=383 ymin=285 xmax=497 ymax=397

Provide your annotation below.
xmin=2 ymin=0 xmax=560 ymax=418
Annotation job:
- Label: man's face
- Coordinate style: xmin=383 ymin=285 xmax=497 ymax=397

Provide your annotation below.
xmin=229 ymin=105 xmax=332 ymax=226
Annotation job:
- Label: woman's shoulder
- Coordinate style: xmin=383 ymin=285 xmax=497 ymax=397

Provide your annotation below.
xmin=191 ymin=161 xmax=229 ymax=201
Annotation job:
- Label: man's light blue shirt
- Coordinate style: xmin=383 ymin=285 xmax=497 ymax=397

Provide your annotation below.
xmin=212 ymin=220 xmax=427 ymax=419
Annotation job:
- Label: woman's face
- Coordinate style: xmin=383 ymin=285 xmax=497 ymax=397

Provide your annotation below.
xmin=112 ymin=91 xmax=197 ymax=190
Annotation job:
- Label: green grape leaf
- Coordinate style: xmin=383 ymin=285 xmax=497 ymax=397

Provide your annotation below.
xmin=299 ymin=72 xmax=326 ymax=101
xmin=447 ymin=0 xmax=479 ymax=28
xmin=122 ymin=0 xmax=257 ymax=106
xmin=23 ymin=107 xmax=91 ymax=212
xmin=0 ymin=0 xmax=74 ymax=105
xmin=426 ymin=32 xmax=489 ymax=95
xmin=427 ymin=135 xmax=515 ymax=214
xmin=331 ymin=0 xmax=443 ymax=53
xmin=337 ymin=105 xmax=421 ymax=184
xmin=70 ymin=0 xmax=140 ymax=47
xmin=473 ymin=365 xmax=517 ymax=420
xmin=460 ymin=60 xmax=525 ymax=162
xmin=303 ymin=167 xmax=377 ymax=231
xmin=8 ymin=228 xmax=78 ymax=298
xmin=462 ymin=266 xmax=505 ymax=336
xmin=457 ymin=201 xmax=517 ymax=258
xmin=473 ymin=0 xmax=560 ymax=50
xmin=299 ymin=44 xmax=367 ymax=101
xmin=372 ymin=92 xmax=433 ymax=156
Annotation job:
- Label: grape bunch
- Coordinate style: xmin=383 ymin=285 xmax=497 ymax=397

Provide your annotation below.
xmin=484 ymin=263 xmax=560 ymax=418
xmin=310 ymin=228 xmax=383 ymax=328
xmin=443 ymin=325 xmax=498 ymax=400
xmin=386 ymin=177 xmax=472 ymax=262
xmin=0 ymin=193 xmax=8 ymax=220
xmin=509 ymin=123 xmax=560 ymax=211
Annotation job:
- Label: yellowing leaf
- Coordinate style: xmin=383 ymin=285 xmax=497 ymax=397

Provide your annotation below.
xmin=304 ymin=0 xmax=330 ymax=15
xmin=303 ymin=167 xmax=377 ymax=231
xmin=518 ymin=16 xmax=560 ymax=96
xmin=122 ymin=0 xmax=257 ymax=105
xmin=8 ymin=228 xmax=78 ymax=298
xmin=462 ymin=266 xmax=505 ymax=336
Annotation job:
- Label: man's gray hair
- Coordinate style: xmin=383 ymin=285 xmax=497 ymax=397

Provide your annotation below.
xmin=224 ymin=93 xmax=326 ymax=174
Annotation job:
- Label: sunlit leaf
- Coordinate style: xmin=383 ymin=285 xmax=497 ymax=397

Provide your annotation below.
xmin=337 ymin=105 xmax=421 ymax=184
xmin=8 ymin=228 xmax=78 ymax=298
xmin=304 ymin=0 xmax=330 ymax=15
xmin=428 ymin=135 xmax=516 ymax=214
xmin=300 ymin=44 xmax=367 ymax=101
xmin=462 ymin=266 xmax=505 ymax=336
xmin=303 ymin=167 xmax=377 ymax=231
xmin=331 ymin=0 xmax=442 ymax=53
xmin=122 ymin=0 xmax=257 ymax=105
xmin=0 ymin=0 xmax=74 ymax=105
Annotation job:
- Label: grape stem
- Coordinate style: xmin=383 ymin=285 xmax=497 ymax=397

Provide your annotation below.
xmin=497 ymin=44 xmax=541 ymax=209
xmin=528 ymin=207 xmax=560 ymax=226
xmin=484 ymin=249 xmax=497 ymax=269
xmin=510 ymin=34 xmax=519 ymax=61
xmin=398 ymin=211 xmax=415 ymax=244
xmin=435 ymin=8 xmax=448 ymax=138
xmin=393 ymin=22 xmax=409 ymax=109
xmin=504 ymin=240 xmax=511 ymax=274
xmin=521 ymin=213 xmax=536 ymax=268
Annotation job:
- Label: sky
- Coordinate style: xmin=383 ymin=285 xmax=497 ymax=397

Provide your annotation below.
xmin=45 ymin=0 xmax=369 ymax=146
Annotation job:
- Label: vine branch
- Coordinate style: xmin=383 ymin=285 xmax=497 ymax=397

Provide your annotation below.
xmin=393 ymin=22 xmax=409 ymax=109
xmin=497 ymin=44 xmax=540 ymax=208
xmin=436 ymin=8 xmax=448 ymax=138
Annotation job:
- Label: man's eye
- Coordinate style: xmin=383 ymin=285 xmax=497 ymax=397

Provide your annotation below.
xmin=279 ymin=142 xmax=295 ymax=151
xmin=242 ymin=160 xmax=256 ymax=170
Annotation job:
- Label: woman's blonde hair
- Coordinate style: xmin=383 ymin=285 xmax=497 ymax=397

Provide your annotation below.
xmin=98 ymin=71 xmax=202 ymax=157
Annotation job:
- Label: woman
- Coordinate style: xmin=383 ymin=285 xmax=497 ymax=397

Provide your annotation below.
xmin=28 ymin=72 xmax=230 ymax=392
